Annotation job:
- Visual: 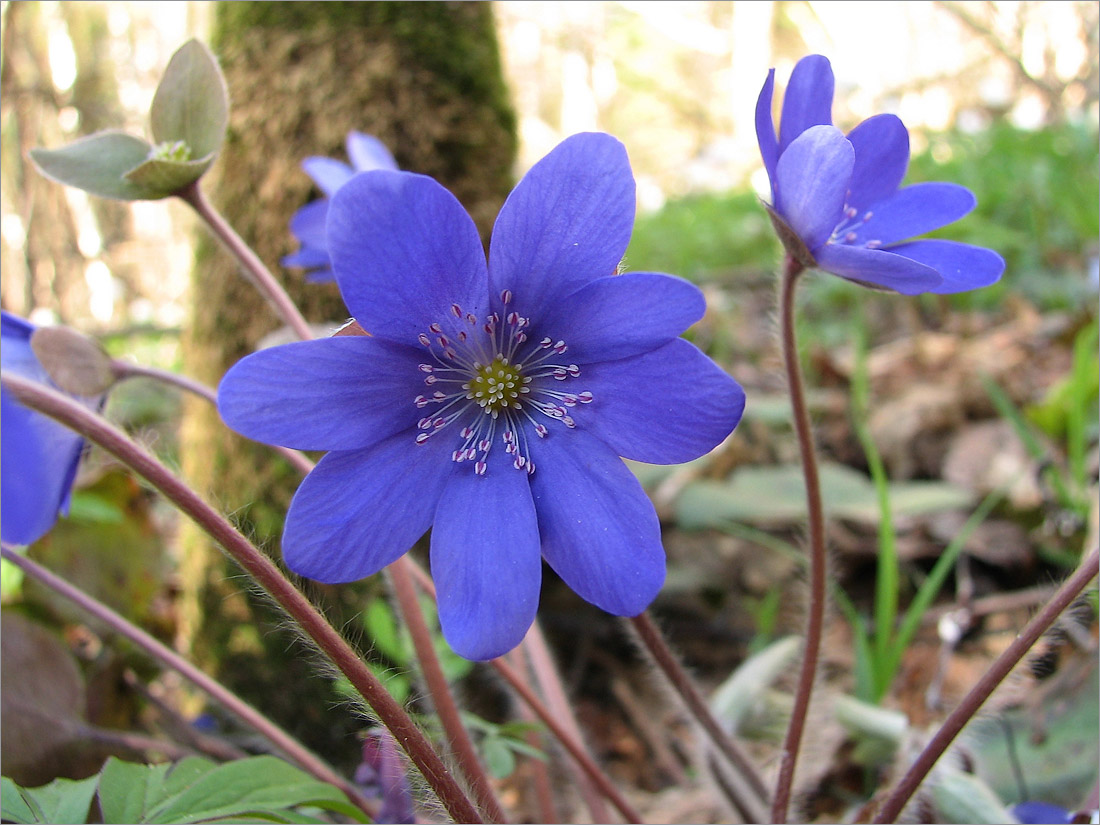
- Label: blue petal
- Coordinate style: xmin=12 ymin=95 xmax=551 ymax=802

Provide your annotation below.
xmin=1 ymin=387 xmax=85 ymax=545
xmin=431 ymin=448 xmax=540 ymax=660
xmin=346 ymin=132 xmax=399 ymax=172
xmin=302 ymin=157 xmax=356 ymax=197
xmin=755 ymin=68 xmax=779 ymax=199
xmin=218 ymin=337 xmax=424 ymax=452
xmin=580 ymin=339 xmax=745 ymax=464
xmin=1 ymin=312 xmax=95 ymax=546
xmin=288 ymin=199 xmax=330 ymax=249
xmin=281 ymin=431 xmax=454 ymax=582
xmin=281 ymin=246 xmax=331 ymax=270
xmin=535 ymin=272 xmax=704 ymax=364
xmin=846 ymin=114 xmax=910 ymax=209
xmin=775 ymin=125 xmax=853 ymax=250
xmin=815 ymin=243 xmax=943 ymax=294
xmin=885 ymin=240 xmax=1005 ymax=293
xmin=488 ymin=133 xmax=635 ymax=315
xmin=328 ymin=171 xmax=489 ymax=344
xmin=850 ymin=182 xmax=976 ymax=247
xmin=2 ymin=310 xmax=36 ymax=341
xmin=530 ymin=430 xmax=665 ymax=615
xmin=778 ymin=55 xmax=835 ymax=154
xmin=1011 ymin=802 xmax=1073 ymax=825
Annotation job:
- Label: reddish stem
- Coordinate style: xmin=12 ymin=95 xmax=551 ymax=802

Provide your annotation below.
xmin=771 ymin=255 xmax=826 ymax=824
xmin=388 ymin=557 xmax=507 ymax=823
xmin=872 ymin=546 xmax=1099 ymax=823
xmin=0 ymin=544 xmax=379 ymax=821
xmin=177 ymin=181 xmax=314 ymax=342
xmin=1 ymin=373 xmax=483 ymax=824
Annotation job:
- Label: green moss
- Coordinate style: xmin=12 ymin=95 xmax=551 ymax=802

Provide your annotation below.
xmin=179 ymin=0 xmax=518 ymax=769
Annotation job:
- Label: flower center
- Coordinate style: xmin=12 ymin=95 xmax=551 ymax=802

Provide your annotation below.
xmin=828 ymin=204 xmax=882 ymax=249
xmin=412 ymin=291 xmax=593 ymax=476
xmin=467 ymin=356 xmax=527 ymax=416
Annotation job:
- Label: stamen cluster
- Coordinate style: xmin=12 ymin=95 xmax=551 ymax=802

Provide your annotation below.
xmin=412 ymin=291 xmax=592 ymax=476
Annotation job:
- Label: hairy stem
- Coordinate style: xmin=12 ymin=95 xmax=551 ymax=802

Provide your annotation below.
xmin=177 ymin=181 xmax=314 ymax=342
xmin=110 ymin=359 xmax=315 ymax=476
xmin=522 ymin=623 xmax=613 ymax=822
xmin=1 ymin=373 xmax=483 ymax=824
xmin=629 ymin=612 xmax=769 ymax=822
xmin=0 ymin=544 xmax=380 ymax=822
xmin=405 ymin=563 xmax=634 ymax=822
xmin=872 ymin=546 xmax=1099 ymax=823
xmin=772 ymin=255 xmax=825 ymax=824
xmin=388 ymin=557 xmax=507 ymax=823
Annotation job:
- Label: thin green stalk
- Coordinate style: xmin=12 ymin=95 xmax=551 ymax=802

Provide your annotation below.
xmin=872 ymin=546 xmax=1099 ymax=823
xmin=882 ymin=486 xmax=1006 ymax=688
xmin=832 ymin=584 xmax=877 ymax=704
xmin=0 ymin=544 xmax=379 ymax=822
xmin=177 ymin=181 xmax=314 ymax=342
xmin=982 ymin=373 xmax=1076 ymax=512
xmin=388 ymin=557 xmax=507 ymax=823
xmin=771 ymin=254 xmax=827 ymax=824
xmin=850 ymin=327 xmax=898 ymax=700
xmin=1 ymin=373 xmax=483 ymax=824
xmin=1067 ymin=322 xmax=1098 ymax=501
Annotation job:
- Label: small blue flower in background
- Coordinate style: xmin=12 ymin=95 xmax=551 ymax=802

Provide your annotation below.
xmin=757 ymin=54 xmax=1005 ymax=294
xmin=282 ymin=131 xmax=399 ymax=282
xmin=355 ymin=729 xmax=415 ymax=824
xmin=1010 ymin=801 xmax=1076 ymax=824
xmin=1 ymin=311 xmax=102 ymax=546
xmin=219 ymin=132 xmax=746 ymax=661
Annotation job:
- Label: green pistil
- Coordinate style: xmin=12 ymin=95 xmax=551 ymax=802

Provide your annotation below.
xmin=466 ymin=356 xmax=527 ymax=415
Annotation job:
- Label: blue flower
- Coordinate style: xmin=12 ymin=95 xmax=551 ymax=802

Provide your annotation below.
xmin=219 ymin=133 xmax=746 ymax=660
xmin=1 ymin=312 xmax=102 ymax=546
xmin=756 ymin=55 xmax=1005 ymax=294
xmin=355 ymin=729 xmax=415 ymax=824
xmin=1010 ymin=801 xmax=1075 ymax=824
xmin=282 ymin=131 xmax=399 ymax=282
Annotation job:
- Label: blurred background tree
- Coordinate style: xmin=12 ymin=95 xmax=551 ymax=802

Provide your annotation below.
xmin=177 ymin=0 xmax=517 ymax=767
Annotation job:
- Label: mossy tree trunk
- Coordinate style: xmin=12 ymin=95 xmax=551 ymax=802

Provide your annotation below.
xmin=180 ymin=1 xmax=516 ymax=767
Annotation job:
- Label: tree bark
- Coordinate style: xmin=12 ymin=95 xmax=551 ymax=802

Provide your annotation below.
xmin=180 ymin=0 xmax=516 ymax=768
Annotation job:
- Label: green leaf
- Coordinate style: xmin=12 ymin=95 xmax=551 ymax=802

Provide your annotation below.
xmin=675 ymin=463 xmax=974 ymax=529
xmin=97 ymin=756 xmax=363 ymax=824
xmin=710 ymin=636 xmax=800 ymax=735
xmin=969 ymin=663 xmax=1099 ymax=809
xmin=66 ymin=492 xmax=127 ymax=525
xmin=149 ymin=39 xmax=228 ymax=160
xmin=123 ymin=156 xmax=214 ymax=197
xmin=362 ymin=598 xmax=408 ymax=662
xmin=930 ymin=768 xmax=1016 ymax=824
xmin=481 ymin=736 xmax=517 ymax=779
xmin=147 ymin=756 xmax=355 ymax=824
xmin=30 ymin=132 xmax=155 ymax=201
xmin=97 ymin=757 xmax=186 ymax=824
xmin=1 ymin=775 xmax=98 ymax=824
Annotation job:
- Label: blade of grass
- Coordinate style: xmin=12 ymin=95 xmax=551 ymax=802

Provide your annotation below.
xmin=882 ymin=486 xmax=1006 ymax=690
xmin=833 ymin=585 xmax=877 ymax=703
xmin=981 ymin=372 xmax=1075 ymax=512
xmin=850 ymin=326 xmax=899 ymax=702
xmin=1067 ymin=321 xmax=1098 ymax=505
